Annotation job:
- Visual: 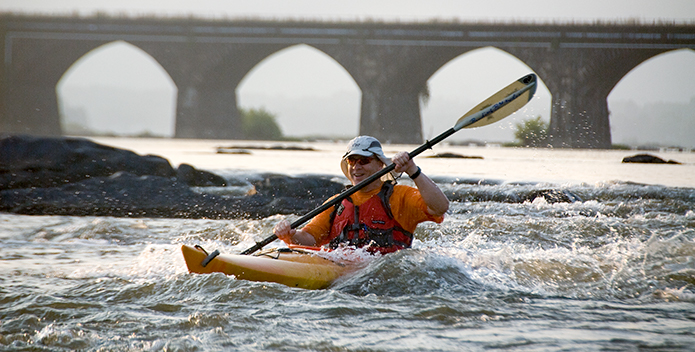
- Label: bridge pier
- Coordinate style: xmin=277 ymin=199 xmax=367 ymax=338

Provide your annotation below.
xmin=0 ymin=36 xmax=74 ymax=136
xmin=518 ymin=47 xmax=614 ymax=149
xmin=538 ymin=47 xmax=664 ymax=149
xmin=151 ymin=42 xmax=285 ymax=141
xmin=2 ymin=75 xmax=62 ymax=136
xmin=360 ymin=86 xmax=422 ymax=144
xmin=174 ymin=85 xmax=241 ymax=139
xmin=546 ymin=49 xmax=613 ymax=149
xmin=547 ymin=88 xmax=611 ymax=149
xmin=322 ymin=44 xmax=447 ymax=145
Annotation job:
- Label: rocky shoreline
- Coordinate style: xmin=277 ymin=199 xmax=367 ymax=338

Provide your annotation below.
xmin=1 ymin=135 xmax=593 ymax=220
xmin=0 ymin=135 xmax=344 ymax=219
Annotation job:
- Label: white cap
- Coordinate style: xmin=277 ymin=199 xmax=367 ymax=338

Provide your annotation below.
xmin=340 ymin=136 xmax=397 ymax=182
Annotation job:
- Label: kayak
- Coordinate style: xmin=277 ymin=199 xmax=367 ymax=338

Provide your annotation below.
xmin=181 ymin=244 xmax=355 ymax=289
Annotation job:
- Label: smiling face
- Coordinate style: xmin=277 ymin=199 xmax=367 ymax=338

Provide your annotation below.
xmin=346 ymin=155 xmax=384 ymax=185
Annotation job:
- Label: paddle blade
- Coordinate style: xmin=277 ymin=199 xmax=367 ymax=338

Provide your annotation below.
xmin=454 ymin=74 xmax=537 ymax=131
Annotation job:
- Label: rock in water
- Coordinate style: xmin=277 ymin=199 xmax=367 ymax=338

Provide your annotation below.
xmin=177 ymin=163 xmax=228 ymax=187
xmin=622 ymin=154 xmax=681 ymax=164
xmin=0 ymin=135 xmax=175 ymax=190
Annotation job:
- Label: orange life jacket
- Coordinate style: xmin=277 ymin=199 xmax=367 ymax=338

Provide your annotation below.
xmin=328 ymin=182 xmax=413 ymax=254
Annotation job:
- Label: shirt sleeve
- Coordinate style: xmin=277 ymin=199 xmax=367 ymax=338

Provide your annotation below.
xmin=390 ymin=185 xmax=445 ymax=233
xmin=301 ymin=195 xmax=338 ymax=245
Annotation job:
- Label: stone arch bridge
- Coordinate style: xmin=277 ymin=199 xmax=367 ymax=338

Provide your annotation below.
xmin=2 ymin=15 xmax=694 ymax=148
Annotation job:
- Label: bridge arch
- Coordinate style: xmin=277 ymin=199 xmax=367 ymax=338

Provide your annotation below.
xmin=422 ymin=46 xmax=551 ymax=144
xmin=237 ymin=43 xmax=361 ymax=139
xmin=608 ymin=48 xmax=695 ymax=148
xmin=57 ymin=40 xmax=177 ymax=137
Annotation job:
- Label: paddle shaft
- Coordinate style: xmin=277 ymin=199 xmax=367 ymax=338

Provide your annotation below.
xmin=240 ymin=75 xmax=536 ymax=255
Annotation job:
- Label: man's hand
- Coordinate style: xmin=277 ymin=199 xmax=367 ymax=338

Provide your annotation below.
xmin=391 ymin=151 xmax=418 ymax=176
xmin=273 ymin=220 xmax=296 ymax=244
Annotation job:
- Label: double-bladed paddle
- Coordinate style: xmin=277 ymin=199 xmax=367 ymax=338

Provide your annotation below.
xmin=241 ymin=73 xmax=538 ymax=255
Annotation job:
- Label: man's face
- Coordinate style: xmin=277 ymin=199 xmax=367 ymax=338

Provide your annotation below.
xmin=346 ymin=155 xmax=383 ymax=184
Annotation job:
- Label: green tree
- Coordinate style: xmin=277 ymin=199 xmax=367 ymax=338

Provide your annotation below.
xmin=240 ymin=107 xmax=283 ymax=140
xmin=514 ymin=116 xmax=548 ymax=147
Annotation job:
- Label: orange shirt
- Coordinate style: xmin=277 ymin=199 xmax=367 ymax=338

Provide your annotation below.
xmin=302 ymin=184 xmax=444 ymax=246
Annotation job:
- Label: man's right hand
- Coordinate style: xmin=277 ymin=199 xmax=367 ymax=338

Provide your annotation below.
xmin=273 ymin=220 xmax=296 ymax=244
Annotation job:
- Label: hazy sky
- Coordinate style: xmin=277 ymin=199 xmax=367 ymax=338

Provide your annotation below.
xmin=6 ymin=0 xmax=695 ymax=22
xmin=4 ymin=1 xmax=695 ymax=146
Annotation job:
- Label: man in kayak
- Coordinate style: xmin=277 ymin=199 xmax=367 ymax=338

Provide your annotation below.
xmin=274 ymin=136 xmax=449 ymax=254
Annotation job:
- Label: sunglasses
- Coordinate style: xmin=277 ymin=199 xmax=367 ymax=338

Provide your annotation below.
xmin=346 ymin=155 xmax=375 ymax=166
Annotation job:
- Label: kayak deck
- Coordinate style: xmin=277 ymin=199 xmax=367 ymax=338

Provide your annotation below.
xmin=181 ymin=244 xmax=353 ymax=290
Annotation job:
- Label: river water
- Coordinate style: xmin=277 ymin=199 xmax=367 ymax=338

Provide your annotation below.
xmin=1 ymin=137 xmax=694 ymax=351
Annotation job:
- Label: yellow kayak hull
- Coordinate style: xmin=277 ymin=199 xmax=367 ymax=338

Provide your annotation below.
xmin=181 ymin=244 xmax=352 ymax=290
